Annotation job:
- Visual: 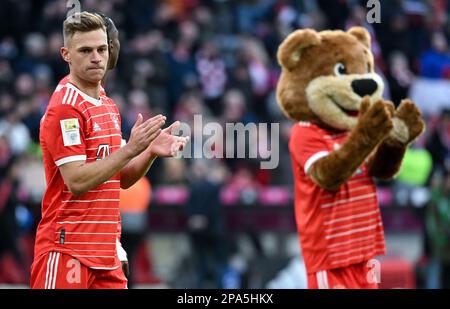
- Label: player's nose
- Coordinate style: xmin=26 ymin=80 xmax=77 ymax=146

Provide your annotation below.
xmin=91 ymin=50 xmax=102 ymax=63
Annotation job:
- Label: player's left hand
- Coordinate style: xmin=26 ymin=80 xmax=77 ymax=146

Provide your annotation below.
xmin=148 ymin=121 xmax=189 ymax=157
xmin=121 ymin=261 xmax=130 ymax=279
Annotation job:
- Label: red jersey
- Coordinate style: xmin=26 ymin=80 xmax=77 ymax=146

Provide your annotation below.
xmin=35 ymin=76 xmax=123 ymax=269
xmin=289 ymin=122 xmax=386 ymax=274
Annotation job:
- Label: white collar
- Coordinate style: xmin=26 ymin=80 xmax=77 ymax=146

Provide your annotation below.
xmin=66 ymin=82 xmax=102 ymax=106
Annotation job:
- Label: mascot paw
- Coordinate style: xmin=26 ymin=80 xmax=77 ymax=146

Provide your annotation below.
xmin=357 ymin=97 xmax=394 ymax=143
xmin=394 ymin=99 xmax=426 ymax=144
xmin=386 ymin=99 xmax=425 ymax=146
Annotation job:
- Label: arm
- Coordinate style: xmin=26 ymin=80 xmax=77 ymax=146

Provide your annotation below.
xmin=308 ymin=98 xmax=393 ymax=191
xmin=120 ymin=121 xmax=189 ymax=189
xmin=60 ymin=114 xmax=165 ymax=196
xmin=59 ymin=145 xmax=135 ymax=196
xmin=366 ymin=141 xmax=407 ymax=180
xmin=367 ymin=99 xmax=425 ymax=179
xmin=120 ymin=147 xmax=157 ymax=190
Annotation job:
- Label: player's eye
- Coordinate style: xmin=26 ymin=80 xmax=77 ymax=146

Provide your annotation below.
xmin=80 ymin=49 xmax=90 ymax=54
xmin=334 ymin=63 xmax=347 ymax=76
xmin=98 ymin=47 xmax=107 ymax=53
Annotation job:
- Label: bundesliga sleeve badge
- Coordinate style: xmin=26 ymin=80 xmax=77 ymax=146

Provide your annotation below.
xmin=60 ymin=118 xmax=81 ymax=146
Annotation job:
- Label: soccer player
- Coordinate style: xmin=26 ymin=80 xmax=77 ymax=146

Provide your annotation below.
xmin=30 ymin=12 xmax=188 ymax=289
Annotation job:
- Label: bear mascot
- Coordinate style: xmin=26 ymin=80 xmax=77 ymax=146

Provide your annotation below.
xmin=276 ymin=27 xmax=425 ymax=289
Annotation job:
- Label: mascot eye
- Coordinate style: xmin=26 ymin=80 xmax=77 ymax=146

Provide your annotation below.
xmin=366 ymin=62 xmax=371 ymax=73
xmin=334 ymin=63 xmax=347 ymax=76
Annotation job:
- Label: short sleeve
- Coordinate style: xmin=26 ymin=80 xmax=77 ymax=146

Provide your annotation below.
xmin=112 ymin=100 xmax=122 ymax=128
xmin=108 ymin=97 xmax=122 ymax=130
xmin=289 ymin=124 xmax=330 ymax=174
xmin=42 ymin=104 xmax=87 ymax=166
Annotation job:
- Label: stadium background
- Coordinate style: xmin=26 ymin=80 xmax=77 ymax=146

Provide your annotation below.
xmin=0 ymin=0 xmax=449 ymax=289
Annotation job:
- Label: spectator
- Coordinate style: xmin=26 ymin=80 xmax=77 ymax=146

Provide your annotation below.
xmin=386 ymin=51 xmax=415 ymax=106
xmin=185 ymin=159 xmax=229 ymax=288
xmin=420 ymin=32 xmax=450 ymax=79
xmin=196 ymin=40 xmax=227 ymax=116
xmin=119 ymin=176 xmax=152 ymax=288
xmin=426 ymin=109 xmax=450 ymax=174
xmin=0 ymin=109 xmax=31 ymax=155
xmin=425 ymin=171 xmax=450 ymax=288
xmin=0 ymin=154 xmax=29 ymax=283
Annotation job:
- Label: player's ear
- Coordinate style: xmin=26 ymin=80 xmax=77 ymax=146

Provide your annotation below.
xmin=108 ymin=40 xmax=114 ymax=54
xmin=61 ymin=47 xmax=71 ymax=64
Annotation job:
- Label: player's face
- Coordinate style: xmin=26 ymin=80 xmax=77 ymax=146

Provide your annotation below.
xmin=63 ymin=29 xmax=109 ymax=83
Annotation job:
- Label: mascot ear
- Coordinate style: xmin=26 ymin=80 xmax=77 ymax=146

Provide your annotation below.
xmin=277 ymin=29 xmax=321 ymax=71
xmin=348 ymin=27 xmax=371 ymax=49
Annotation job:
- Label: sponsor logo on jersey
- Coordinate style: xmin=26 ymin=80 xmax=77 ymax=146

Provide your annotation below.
xmin=93 ymin=122 xmax=101 ymax=132
xmin=111 ymin=114 xmax=120 ymax=130
xmin=96 ymin=144 xmax=110 ymax=160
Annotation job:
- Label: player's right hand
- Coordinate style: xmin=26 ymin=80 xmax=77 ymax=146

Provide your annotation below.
xmin=126 ymin=113 xmax=166 ymax=156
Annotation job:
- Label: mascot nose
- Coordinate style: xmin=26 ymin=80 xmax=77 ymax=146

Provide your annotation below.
xmin=351 ymin=79 xmax=378 ymax=97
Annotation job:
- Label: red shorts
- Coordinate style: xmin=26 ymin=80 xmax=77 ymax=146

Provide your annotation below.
xmin=30 ymin=251 xmax=127 ymax=289
xmin=308 ymin=261 xmax=380 ymax=289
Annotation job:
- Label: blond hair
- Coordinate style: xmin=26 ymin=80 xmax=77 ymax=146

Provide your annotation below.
xmin=63 ymin=11 xmax=106 ymax=46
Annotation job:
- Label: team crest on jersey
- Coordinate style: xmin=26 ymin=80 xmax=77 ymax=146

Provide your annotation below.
xmin=60 ymin=118 xmax=81 ymax=146
xmin=111 ymin=114 xmax=120 ymax=130
xmin=96 ymin=144 xmax=110 ymax=160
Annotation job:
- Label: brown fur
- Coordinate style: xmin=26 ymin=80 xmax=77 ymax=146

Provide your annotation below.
xmin=348 ymin=27 xmax=371 ymax=49
xmin=309 ymin=98 xmax=393 ymax=190
xmin=276 ymin=29 xmax=377 ymax=125
xmin=367 ymin=100 xmax=425 ymax=179
xmin=277 ymin=27 xmax=425 ymax=190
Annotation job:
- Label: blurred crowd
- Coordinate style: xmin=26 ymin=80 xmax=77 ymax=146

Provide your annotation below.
xmin=0 ymin=0 xmax=450 ymax=288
